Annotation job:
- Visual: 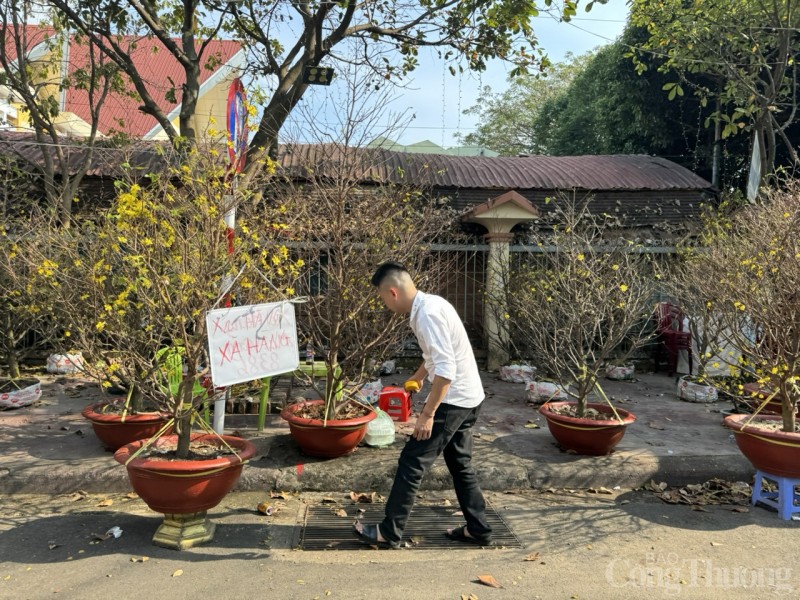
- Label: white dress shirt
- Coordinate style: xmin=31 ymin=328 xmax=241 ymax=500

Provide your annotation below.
xmin=409 ymin=291 xmax=484 ymax=408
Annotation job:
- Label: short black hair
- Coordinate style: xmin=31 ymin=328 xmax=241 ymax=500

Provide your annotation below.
xmin=371 ymin=261 xmax=409 ymax=287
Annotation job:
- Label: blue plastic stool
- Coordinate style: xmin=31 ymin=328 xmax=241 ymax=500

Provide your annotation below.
xmin=751 ymin=470 xmax=800 ymax=520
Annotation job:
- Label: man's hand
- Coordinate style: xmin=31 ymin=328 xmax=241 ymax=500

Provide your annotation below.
xmin=413 ymin=412 xmax=434 ymax=441
xmin=404 ymin=380 xmax=421 ymax=393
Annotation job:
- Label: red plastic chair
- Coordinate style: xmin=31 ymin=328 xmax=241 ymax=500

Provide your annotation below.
xmin=653 ymin=302 xmax=693 ymax=377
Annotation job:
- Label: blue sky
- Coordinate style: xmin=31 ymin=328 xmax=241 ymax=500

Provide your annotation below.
xmin=282 ymin=0 xmax=631 ymax=147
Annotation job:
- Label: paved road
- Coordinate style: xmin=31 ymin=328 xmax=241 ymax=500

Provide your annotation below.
xmin=1 ymin=489 xmax=797 ymax=600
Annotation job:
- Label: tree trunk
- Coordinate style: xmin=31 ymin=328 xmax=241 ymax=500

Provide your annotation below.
xmin=782 ymin=382 xmax=796 ymax=433
xmin=175 ymin=381 xmax=193 ymax=459
xmin=4 ymin=314 xmax=20 ymax=378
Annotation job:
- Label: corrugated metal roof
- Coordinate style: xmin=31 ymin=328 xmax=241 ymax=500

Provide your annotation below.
xmin=0 ymin=131 xmax=168 ymax=177
xmin=277 ymin=145 xmax=713 ymax=191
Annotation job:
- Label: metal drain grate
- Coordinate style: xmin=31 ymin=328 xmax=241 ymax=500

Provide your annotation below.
xmin=300 ymin=502 xmax=521 ymax=550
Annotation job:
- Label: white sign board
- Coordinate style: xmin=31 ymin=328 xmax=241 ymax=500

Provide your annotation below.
xmin=206 ymin=302 xmax=299 ymax=387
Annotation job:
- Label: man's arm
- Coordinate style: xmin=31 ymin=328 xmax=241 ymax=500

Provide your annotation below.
xmin=413 ymin=375 xmax=451 ymax=441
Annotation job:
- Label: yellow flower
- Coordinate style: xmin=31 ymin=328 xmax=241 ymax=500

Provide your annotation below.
xmin=611 ymin=264 xmax=619 ymax=270
xmin=96 ymin=321 xmax=106 ymax=332
xmin=619 ymin=284 xmax=628 ymax=292
xmin=577 ymin=253 xmax=585 ymax=261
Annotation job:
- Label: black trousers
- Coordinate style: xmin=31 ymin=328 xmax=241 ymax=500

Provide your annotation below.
xmin=379 ymin=402 xmax=492 ymax=544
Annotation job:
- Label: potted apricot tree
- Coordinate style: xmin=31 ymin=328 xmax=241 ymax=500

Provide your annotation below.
xmin=712 ymin=183 xmax=800 ymax=477
xmin=504 ymin=198 xmax=660 ymax=455
xmin=33 ymin=146 xmax=302 ymax=547
xmin=274 ymin=80 xmax=458 ymax=457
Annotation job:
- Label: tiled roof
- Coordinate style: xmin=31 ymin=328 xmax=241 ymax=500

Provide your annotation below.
xmin=64 ymin=37 xmax=242 ymax=137
xmin=2 ymin=25 xmax=241 ymax=138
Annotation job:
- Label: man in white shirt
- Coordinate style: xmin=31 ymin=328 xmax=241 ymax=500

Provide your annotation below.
xmin=353 ymin=262 xmax=492 ymax=548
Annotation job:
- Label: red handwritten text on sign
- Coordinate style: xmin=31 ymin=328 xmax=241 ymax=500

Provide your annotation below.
xmin=206 ymin=302 xmax=299 ymax=387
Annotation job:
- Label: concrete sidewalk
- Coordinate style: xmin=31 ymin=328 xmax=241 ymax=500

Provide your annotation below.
xmin=0 ymin=370 xmax=754 ymax=494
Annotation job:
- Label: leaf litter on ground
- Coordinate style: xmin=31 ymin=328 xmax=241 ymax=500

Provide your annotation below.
xmin=647 ymin=478 xmax=751 ymax=506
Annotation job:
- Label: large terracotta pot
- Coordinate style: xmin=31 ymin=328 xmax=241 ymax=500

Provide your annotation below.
xmin=113 ymin=433 xmax=256 ymax=514
xmin=82 ymin=402 xmax=172 ymax=450
xmin=280 ymin=399 xmax=376 ymax=458
xmin=723 ymin=414 xmax=800 ymax=478
xmin=538 ymin=401 xmax=636 ymax=456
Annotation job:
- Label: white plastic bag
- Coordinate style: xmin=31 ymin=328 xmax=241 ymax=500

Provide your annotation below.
xmin=364 ymin=409 xmax=395 ymax=447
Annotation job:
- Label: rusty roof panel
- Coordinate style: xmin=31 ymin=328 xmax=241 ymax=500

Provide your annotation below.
xmin=276 ymin=145 xmax=713 ymax=191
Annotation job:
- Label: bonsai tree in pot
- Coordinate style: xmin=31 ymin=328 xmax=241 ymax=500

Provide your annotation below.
xmin=503 ymin=197 xmax=660 ymax=455
xmin=275 ymin=71 xmax=458 ymax=457
xmin=709 ymin=182 xmax=800 ymax=477
xmin=32 ymin=146 xmax=301 ymax=547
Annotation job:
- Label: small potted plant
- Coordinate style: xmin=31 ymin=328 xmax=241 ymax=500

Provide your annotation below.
xmin=503 ymin=198 xmax=660 ymax=455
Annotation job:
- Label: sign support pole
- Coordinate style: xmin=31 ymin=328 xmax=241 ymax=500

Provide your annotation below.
xmin=212 ymin=77 xmax=249 ymax=434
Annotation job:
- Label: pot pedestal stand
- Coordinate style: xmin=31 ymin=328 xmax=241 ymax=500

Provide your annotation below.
xmin=153 ymin=512 xmax=216 ymax=549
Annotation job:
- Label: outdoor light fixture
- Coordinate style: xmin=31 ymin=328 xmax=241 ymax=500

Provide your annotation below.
xmin=302 ymin=65 xmax=335 ymax=85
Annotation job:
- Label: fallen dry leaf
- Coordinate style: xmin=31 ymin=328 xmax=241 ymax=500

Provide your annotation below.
xmin=648 ymin=421 xmax=665 ymax=430
xmin=523 ymin=552 xmax=540 ymax=561
xmin=477 ymin=574 xmax=503 ymax=589
xmin=442 ymin=499 xmax=452 ymax=506
xmin=270 ymin=491 xmax=288 ymax=499
xmin=321 ymin=497 xmax=336 ymax=504
xmin=172 ymin=569 xmax=183 ymax=577
xmin=691 ymin=506 xmax=709 ymax=512
xmin=350 ymin=491 xmax=376 ymax=503
xmin=710 ymin=542 xmax=723 ymax=547
xmin=461 ymin=594 xmax=479 ymax=600
xmin=588 ymin=487 xmax=613 ymax=494
xmin=732 ymin=507 xmax=750 ymax=513
xmin=48 ymin=542 xmax=61 ymax=550
xmin=524 ymin=423 xmax=540 ymax=429
xmin=333 ymin=509 xmax=348 ymax=518
xmin=96 ymin=499 xmax=113 ymax=507
xmin=125 ymin=492 xmax=138 ymax=499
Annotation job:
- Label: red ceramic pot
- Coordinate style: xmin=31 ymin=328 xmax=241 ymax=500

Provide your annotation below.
xmin=741 ymin=382 xmax=792 ymax=415
xmin=538 ymin=401 xmax=636 ymax=456
xmin=723 ymin=414 xmax=800 ymax=478
xmin=114 ymin=433 xmax=256 ymax=514
xmin=82 ymin=402 xmax=172 ymax=450
xmin=280 ymin=399 xmax=376 ymax=458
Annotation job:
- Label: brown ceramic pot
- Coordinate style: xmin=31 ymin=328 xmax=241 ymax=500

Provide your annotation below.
xmin=114 ymin=433 xmax=256 ymax=514
xmin=280 ymin=399 xmax=376 ymax=458
xmin=723 ymin=414 xmax=800 ymax=478
xmin=538 ymin=401 xmax=636 ymax=456
xmin=82 ymin=402 xmax=172 ymax=450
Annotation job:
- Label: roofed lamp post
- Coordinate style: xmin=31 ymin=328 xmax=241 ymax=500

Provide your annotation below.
xmin=463 ymin=191 xmax=540 ymax=371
